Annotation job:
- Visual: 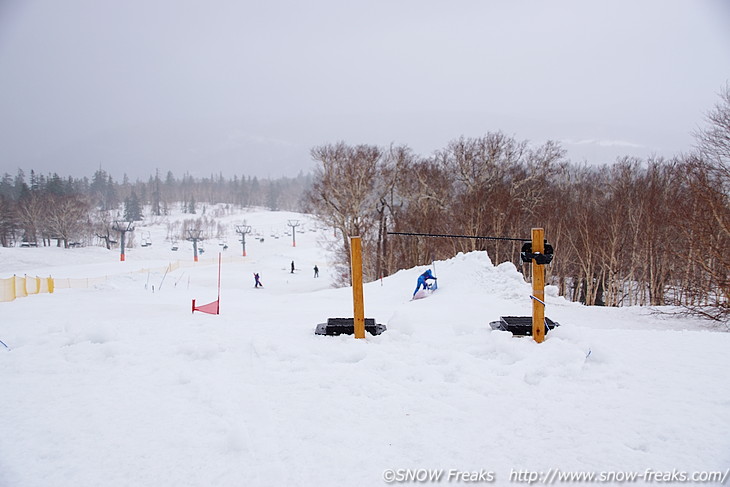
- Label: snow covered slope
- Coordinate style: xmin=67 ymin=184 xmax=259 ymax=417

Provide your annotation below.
xmin=1 ymin=208 xmax=728 ymax=487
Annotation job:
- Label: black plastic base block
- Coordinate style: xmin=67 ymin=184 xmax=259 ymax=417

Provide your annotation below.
xmin=489 ymin=316 xmax=560 ymax=336
xmin=315 ymin=317 xmax=387 ymax=336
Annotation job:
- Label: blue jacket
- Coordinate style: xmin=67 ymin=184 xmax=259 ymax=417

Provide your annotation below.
xmin=419 ymin=269 xmax=435 ymax=280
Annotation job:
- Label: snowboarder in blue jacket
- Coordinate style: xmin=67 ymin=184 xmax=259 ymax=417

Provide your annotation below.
xmin=413 ymin=269 xmax=437 ymax=296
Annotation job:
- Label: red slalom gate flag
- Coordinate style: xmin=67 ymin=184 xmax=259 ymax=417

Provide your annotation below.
xmin=192 ymin=298 xmax=220 ymax=315
xmin=191 ymin=253 xmax=222 ymax=315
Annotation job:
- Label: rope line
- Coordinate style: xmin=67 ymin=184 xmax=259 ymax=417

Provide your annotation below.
xmin=387 ymin=231 xmax=527 ymax=242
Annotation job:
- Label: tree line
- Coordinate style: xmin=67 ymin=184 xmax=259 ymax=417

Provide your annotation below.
xmin=2 ymin=88 xmax=728 ymax=323
xmin=0 ymin=170 xmax=311 ymax=248
xmin=304 ymin=86 xmax=730 ymax=324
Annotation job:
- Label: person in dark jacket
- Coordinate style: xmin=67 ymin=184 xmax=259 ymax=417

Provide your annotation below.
xmin=413 ymin=269 xmax=437 ymax=296
xmin=254 ymin=272 xmax=262 ymax=288
xmin=314 ymin=265 xmax=319 ymax=278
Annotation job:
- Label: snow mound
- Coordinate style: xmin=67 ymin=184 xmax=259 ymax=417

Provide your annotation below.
xmin=1 ymin=213 xmax=728 ymax=487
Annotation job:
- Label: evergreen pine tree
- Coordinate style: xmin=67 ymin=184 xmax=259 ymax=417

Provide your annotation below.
xmin=151 ymin=169 xmax=162 ymax=216
xmin=124 ymin=191 xmax=143 ymax=221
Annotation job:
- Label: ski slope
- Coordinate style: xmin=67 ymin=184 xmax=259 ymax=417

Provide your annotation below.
xmin=1 ymin=206 xmax=728 ymax=487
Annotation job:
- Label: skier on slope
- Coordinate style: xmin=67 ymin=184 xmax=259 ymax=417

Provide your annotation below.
xmin=254 ymin=272 xmax=263 ymax=288
xmin=413 ymin=269 xmax=437 ymax=296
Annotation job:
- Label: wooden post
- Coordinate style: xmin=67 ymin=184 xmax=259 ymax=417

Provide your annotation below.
xmin=350 ymin=236 xmax=366 ymax=339
xmin=531 ymin=228 xmax=546 ymax=343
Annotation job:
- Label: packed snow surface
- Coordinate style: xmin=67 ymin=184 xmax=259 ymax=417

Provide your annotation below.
xmin=1 ymin=207 xmax=728 ymax=487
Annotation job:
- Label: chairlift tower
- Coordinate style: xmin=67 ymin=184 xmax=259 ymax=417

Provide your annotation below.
xmin=287 ymin=219 xmax=300 ymax=247
xmin=235 ymin=224 xmax=252 ymax=257
xmin=112 ymin=221 xmax=135 ymax=262
xmin=187 ymin=229 xmax=203 ymax=262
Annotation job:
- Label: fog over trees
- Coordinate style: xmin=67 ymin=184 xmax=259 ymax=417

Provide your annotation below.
xmin=0 ymin=170 xmax=311 ymax=248
xmin=2 ymin=86 xmax=729 ymax=323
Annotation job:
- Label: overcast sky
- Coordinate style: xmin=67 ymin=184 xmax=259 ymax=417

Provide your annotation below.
xmin=1 ymin=0 xmax=729 ymax=181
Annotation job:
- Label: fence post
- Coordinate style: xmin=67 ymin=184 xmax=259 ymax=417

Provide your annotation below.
xmin=531 ymin=228 xmax=546 ymax=343
xmin=350 ymin=236 xmax=366 ymax=339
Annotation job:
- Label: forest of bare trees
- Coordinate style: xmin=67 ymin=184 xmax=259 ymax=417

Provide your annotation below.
xmin=2 ymin=88 xmax=729 ymax=323
xmin=305 ymin=87 xmax=730 ymax=324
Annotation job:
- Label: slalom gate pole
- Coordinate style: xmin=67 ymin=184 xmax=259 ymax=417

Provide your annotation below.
xmin=217 ymin=253 xmax=221 ymax=303
xmin=158 ymin=264 xmax=170 ymax=291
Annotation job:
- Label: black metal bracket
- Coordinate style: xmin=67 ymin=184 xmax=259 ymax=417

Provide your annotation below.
xmin=520 ymin=240 xmax=554 ymax=265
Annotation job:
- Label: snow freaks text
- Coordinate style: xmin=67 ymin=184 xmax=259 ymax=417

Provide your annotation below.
xmin=381 ymin=467 xmax=730 ymax=484
xmin=383 ymin=469 xmax=495 ymax=483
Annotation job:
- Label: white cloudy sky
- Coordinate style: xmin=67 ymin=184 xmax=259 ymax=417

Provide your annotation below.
xmin=0 ymin=0 xmax=729 ymax=180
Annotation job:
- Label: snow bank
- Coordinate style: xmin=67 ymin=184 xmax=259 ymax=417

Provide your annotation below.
xmin=1 ymin=209 xmax=728 ymax=487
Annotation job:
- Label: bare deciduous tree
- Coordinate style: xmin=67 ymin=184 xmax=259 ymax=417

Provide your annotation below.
xmin=305 ymin=142 xmax=392 ymax=283
xmin=16 ymin=191 xmax=45 ymax=244
xmin=45 ymin=194 xmax=90 ymax=248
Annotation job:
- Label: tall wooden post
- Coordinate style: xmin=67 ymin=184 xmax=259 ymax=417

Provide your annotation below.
xmin=350 ymin=236 xmax=366 ymax=339
xmin=531 ymin=228 xmax=546 ymax=343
